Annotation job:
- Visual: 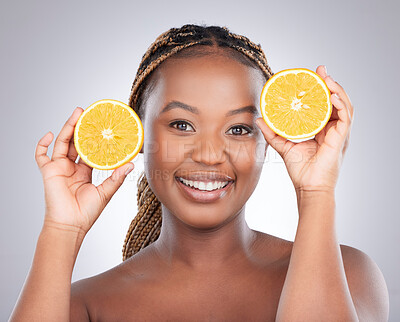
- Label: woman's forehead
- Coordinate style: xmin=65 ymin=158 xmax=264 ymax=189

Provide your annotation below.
xmin=146 ymin=54 xmax=264 ymax=114
xmin=162 ymin=54 xmax=261 ymax=87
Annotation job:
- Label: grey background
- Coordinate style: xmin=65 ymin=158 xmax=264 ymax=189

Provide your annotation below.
xmin=1 ymin=0 xmax=399 ymax=320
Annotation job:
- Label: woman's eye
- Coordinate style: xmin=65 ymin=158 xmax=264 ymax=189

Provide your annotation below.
xmin=227 ymin=125 xmax=252 ymax=136
xmin=169 ymin=121 xmax=252 ymax=136
xmin=170 ymin=120 xmax=194 ymax=132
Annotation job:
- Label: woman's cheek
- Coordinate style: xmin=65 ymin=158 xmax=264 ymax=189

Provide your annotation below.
xmin=229 ymin=139 xmax=265 ymax=171
xmin=143 ymin=125 xmax=174 ymax=182
xmin=161 ymin=135 xmax=195 ymax=164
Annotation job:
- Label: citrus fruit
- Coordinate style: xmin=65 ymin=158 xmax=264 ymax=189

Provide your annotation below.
xmin=260 ymin=68 xmax=332 ymax=141
xmin=74 ymin=99 xmax=144 ymax=170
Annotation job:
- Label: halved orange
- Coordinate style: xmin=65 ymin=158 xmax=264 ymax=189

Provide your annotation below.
xmin=260 ymin=68 xmax=332 ymax=141
xmin=74 ymin=99 xmax=144 ymax=170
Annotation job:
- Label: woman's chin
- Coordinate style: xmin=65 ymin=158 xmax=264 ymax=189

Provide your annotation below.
xmin=176 ymin=212 xmax=231 ymax=230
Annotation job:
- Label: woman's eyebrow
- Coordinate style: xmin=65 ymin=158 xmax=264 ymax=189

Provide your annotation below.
xmin=226 ymin=105 xmax=257 ymax=116
xmin=161 ymin=101 xmax=200 ymax=114
xmin=160 ymin=100 xmax=257 ymax=116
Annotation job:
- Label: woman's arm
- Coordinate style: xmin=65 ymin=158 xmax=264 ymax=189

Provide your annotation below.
xmin=276 ymin=189 xmax=389 ymax=321
xmin=255 ymin=65 xmax=389 ymax=321
xmin=276 ymin=189 xmax=358 ymax=321
xmin=9 ymin=107 xmax=134 ymax=321
xmin=9 ymin=223 xmax=85 ymax=321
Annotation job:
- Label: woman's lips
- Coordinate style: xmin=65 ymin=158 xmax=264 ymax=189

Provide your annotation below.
xmin=175 ymin=177 xmax=234 ymax=203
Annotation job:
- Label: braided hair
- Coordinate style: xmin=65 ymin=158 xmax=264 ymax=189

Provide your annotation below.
xmin=122 ymin=23 xmax=274 ymax=261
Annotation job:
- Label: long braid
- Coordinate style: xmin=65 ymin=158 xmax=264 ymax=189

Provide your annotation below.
xmin=122 ymin=171 xmax=162 ymax=260
xmin=122 ymin=23 xmax=274 ymax=261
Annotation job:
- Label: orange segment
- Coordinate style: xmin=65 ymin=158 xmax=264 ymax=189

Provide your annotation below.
xmin=74 ymin=99 xmax=144 ymax=170
xmin=260 ymin=68 xmax=332 ymax=141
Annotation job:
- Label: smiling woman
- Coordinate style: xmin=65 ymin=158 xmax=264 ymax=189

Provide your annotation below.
xmin=122 ymin=26 xmax=272 ymax=260
xmin=10 ymin=23 xmax=389 ymax=322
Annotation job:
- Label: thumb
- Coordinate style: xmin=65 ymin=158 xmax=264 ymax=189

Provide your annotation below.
xmin=96 ymin=162 xmax=134 ymax=208
xmin=255 ymin=118 xmax=291 ymax=158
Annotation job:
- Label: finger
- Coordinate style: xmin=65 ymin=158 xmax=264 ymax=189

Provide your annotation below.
xmin=255 ymin=118 xmax=293 ymax=158
xmin=95 ymin=163 xmax=135 ymax=209
xmin=331 ymin=93 xmax=351 ymax=136
xmin=329 ymin=103 xmax=339 ymax=121
xmin=35 ymin=131 xmax=54 ymax=169
xmin=324 ymin=76 xmax=354 ymax=120
xmin=316 ymin=65 xmax=328 ymax=79
xmin=52 ymin=107 xmax=83 ymax=160
xmin=67 ymin=135 xmax=78 ymax=162
xmin=76 ymin=155 xmax=93 ymax=171
xmin=332 ymin=91 xmax=352 ymax=123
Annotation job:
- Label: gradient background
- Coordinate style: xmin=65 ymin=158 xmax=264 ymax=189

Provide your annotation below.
xmin=1 ymin=0 xmax=399 ymax=320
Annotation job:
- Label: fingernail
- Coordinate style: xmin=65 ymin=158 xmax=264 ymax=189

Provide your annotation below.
xmin=333 ymin=93 xmax=340 ymax=99
xmin=323 ymin=65 xmax=327 ymax=74
xmin=326 ymin=75 xmax=334 ymax=81
xmin=124 ymin=164 xmax=134 ymax=176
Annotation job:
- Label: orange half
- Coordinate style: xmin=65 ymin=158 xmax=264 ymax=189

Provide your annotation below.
xmin=260 ymin=68 xmax=332 ymax=141
xmin=74 ymin=99 xmax=144 ymax=170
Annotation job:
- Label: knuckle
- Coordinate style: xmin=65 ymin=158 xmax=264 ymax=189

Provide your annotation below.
xmin=55 ymin=136 xmax=70 ymax=145
xmin=36 ymin=141 xmax=44 ymax=150
xmin=66 ymin=120 xmax=75 ymax=128
xmin=97 ymin=185 xmax=110 ymax=205
xmin=65 ymin=116 xmax=75 ymax=126
xmin=334 ymin=82 xmax=344 ymax=92
xmin=35 ymin=151 xmax=45 ymax=163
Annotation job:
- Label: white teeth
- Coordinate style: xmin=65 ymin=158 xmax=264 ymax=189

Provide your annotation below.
xmin=179 ymin=178 xmax=229 ymax=191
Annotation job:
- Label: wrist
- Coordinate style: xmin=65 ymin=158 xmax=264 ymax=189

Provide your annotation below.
xmin=41 ymin=220 xmax=87 ymax=245
xmin=295 ymin=185 xmax=335 ymax=197
xmin=295 ymin=187 xmax=336 ymax=218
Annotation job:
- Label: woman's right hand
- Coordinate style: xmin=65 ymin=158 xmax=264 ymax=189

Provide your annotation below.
xmin=35 ymin=107 xmax=135 ymax=236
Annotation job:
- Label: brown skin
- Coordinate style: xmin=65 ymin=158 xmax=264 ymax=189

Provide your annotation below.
xmin=140 ymin=51 xmax=268 ymax=268
xmin=10 ymin=48 xmax=388 ymax=321
xmin=71 ymin=52 xmax=292 ymax=320
xmin=70 ymin=52 xmax=388 ymax=320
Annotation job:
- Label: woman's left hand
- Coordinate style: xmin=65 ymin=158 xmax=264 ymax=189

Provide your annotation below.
xmin=255 ymin=65 xmax=354 ymax=193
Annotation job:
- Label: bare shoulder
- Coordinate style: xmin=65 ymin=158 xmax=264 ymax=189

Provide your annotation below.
xmin=254 ymin=231 xmax=390 ymax=321
xmin=70 ymin=276 xmax=91 ymax=321
xmin=251 ymin=229 xmax=293 ymax=265
xmin=70 ymin=266 xmax=123 ymax=321
xmin=70 ymin=247 xmax=156 ymax=320
xmin=340 ymin=244 xmax=390 ymax=321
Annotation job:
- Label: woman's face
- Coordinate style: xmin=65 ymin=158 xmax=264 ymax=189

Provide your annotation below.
xmin=141 ymin=51 xmax=268 ymax=229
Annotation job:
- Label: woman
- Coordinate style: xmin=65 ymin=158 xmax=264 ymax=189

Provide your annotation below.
xmin=10 ymin=24 xmax=389 ymax=321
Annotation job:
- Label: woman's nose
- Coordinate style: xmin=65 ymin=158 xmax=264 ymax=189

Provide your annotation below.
xmin=190 ymin=132 xmax=227 ymax=165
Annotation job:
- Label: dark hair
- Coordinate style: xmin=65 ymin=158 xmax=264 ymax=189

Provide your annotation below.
xmin=122 ymin=23 xmax=274 ymax=261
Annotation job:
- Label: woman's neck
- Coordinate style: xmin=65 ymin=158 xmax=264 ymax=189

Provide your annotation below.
xmin=152 ymin=205 xmax=258 ymax=272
